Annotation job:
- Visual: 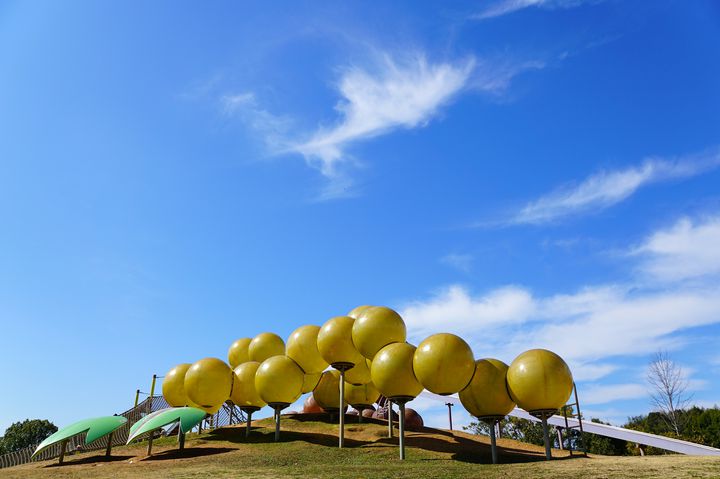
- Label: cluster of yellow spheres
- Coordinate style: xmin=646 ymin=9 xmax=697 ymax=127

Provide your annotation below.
xmin=162 ymin=305 xmax=575 ymax=421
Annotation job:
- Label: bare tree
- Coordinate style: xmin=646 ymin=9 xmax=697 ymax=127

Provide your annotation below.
xmin=647 ymin=351 xmax=692 ymax=435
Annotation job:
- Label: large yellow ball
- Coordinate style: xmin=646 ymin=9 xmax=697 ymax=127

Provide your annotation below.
xmin=344 ymin=381 xmax=380 ymax=408
xmin=352 ymin=306 xmax=407 ymax=360
xmin=286 ymin=325 xmax=329 ymax=374
xmin=317 ymin=316 xmax=364 ymax=368
xmin=347 ymin=305 xmax=373 ymax=319
xmin=312 ymin=370 xmax=341 ymax=411
xmin=255 ymin=355 xmax=304 ymax=405
xmin=506 ymin=349 xmax=574 ymax=413
xmin=459 ymin=359 xmax=516 ymax=418
xmin=228 ymin=338 xmax=252 ymax=368
xmin=230 ymin=361 xmax=267 ymax=409
xmin=248 ymin=332 xmax=285 ymax=363
xmin=162 ymin=363 xmax=192 ymax=407
xmin=301 ymin=371 xmax=322 ymax=394
xmin=371 ymin=342 xmax=423 ymax=400
xmin=413 ymin=333 xmax=475 ymax=395
xmin=184 ymin=358 xmax=234 ymax=409
xmin=344 ymin=356 xmax=371 ymax=385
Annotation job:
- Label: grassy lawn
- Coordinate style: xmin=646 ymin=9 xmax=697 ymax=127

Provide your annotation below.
xmin=4 ymin=414 xmax=720 ymax=478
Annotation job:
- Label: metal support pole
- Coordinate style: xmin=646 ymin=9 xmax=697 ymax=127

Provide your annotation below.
xmin=274 ymin=406 xmax=281 ymax=442
xmin=446 ymin=403 xmax=454 ymax=431
xmin=147 ymin=374 xmax=157 ymax=455
xmin=398 ymin=402 xmax=406 ymax=460
xmin=387 ymin=400 xmax=393 ymax=438
xmin=178 ymin=429 xmax=185 ymax=451
xmin=246 ymin=411 xmax=252 ymax=438
xmin=489 ymin=421 xmax=498 ymax=464
xmin=58 ymin=440 xmax=67 ymax=465
xmin=358 ymin=408 xmax=363 ymax=423
xmin=339 ymin=370 xmax=345 ymax=448
xmin=146 ymin=432 xmax=154 ymax=456
xmin=105 ymin=431 xmax=114 ymax=457
xmin=541 ymin=415 xmax=552 ymax=460
xmin=134 ymin=389 xmax=140 ymax=408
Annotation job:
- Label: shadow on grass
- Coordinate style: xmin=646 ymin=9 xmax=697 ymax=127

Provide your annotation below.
xmin=205 ymin=425 xmax=371 ymax=448
xmin=140 ymin=447 xmax=235 ymax=461
xmin=45 ymin=455 xmax=134 ymax=467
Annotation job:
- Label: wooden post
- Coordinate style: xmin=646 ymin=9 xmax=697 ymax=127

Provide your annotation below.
xmin=58 ymin=440 xmax=67 ymax=465
xmin=105 ymin=431 xmax=114 ymax=457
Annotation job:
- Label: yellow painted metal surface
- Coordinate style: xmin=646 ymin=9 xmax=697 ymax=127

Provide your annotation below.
xmin=184 ymin=357 xmax=234 ymax=409
xmin=459 ymin=358 xmax=515 ymax=418
xmin=506 ymin=349 xmax=573 ymax=413
xmin=228 ymin=337 xmax=252 ymax=368
xmin=248 ymin=332 xmax=286 ymax=363
xmin=344 ymin=380 xmax=380 ymax=407
xmin=162 ymin=363 xmax=192 ymax=407
xmin=351 ymin=306 xmax=407 ymax=360
xmin=286 ymin=325 xmax=329 ymax=374
xmin=317 ymin=316 xmax=364 ymax=367
xmin=255 ymin=355 xmax=304 ymax=405
xmin=371 ymin=342 xmax=423 ymax=399
xmin=231 ymin=361 xmax=267 ymax=408
xmin=413 ymin=333 xmax=475 ymax=395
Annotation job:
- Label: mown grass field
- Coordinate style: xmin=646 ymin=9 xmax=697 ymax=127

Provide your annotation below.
xmin=5 ymin=414 xmax=720 ymax=478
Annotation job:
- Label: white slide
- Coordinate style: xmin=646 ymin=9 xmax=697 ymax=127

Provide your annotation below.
xmin=420 ymin=391 xmax=720 ymax=456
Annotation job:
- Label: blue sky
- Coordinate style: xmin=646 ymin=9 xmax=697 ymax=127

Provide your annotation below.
xmin=1 ymin=0 xmax=719 ymax=433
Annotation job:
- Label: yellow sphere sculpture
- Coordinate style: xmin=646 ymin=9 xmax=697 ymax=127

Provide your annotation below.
xmin=228 ymin=338 xmax=252 ymax=368
xmin=347 ymin=305 xmax=373 ymax=319
xmin=344 ymin=381 xmax=380 ymax=408
xmin=352 ymin=306 xmax=407 ymax=360
xmin=506 ymin=349 xmax=573 ymax=413
xmin=248 ymin=332 xmax=285 ymax=363
xmin=371 ymin=342 xmax=423 ymax=400
xmin=286 ymin=325 xmax=329 ymax=374
xmin=230 ymin=361 xmax=266 ymax=409
xmin=344 ymin=355 xmax=371 ymax=385
xmin=317 ymin=316 xmax=364 ymax=368
xmin=459 ymin=359 xmax=515 ymax=418
xmin=413 ymin=333 xmax=475 ymax=395
xmin=255 ymin=355 xmax=304 ymax=406
xmin=312 ymin=370 xmax=342 ymax=411
xmin=162 ymin=363 xmax=192 ymax=407
xmin=184 ymin=357 xmax=234 ymax=409
xmin=301 ymin=371 xmax=322 ymax=394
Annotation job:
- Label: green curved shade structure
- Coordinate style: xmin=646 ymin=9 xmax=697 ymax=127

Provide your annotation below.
xmin=32 ymin=416 xmax=128 ymax=458
xmin=126 ymin=407 xmax=206 ymax=444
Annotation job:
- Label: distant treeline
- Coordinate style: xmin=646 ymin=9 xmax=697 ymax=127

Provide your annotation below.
xmin=465 ymin=406 xmax=720 ymax=455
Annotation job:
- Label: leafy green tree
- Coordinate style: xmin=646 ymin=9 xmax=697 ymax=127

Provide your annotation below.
xmin=0 ymin=419 xmax=57 ymax=454
xmin=464 ymin=417 xmax=558 ymax=447
xmin=581 ymin=419 xmax=627 ymax=455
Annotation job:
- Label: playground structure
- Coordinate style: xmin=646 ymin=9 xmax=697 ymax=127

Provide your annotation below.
xmin=5 ymin=304 xmax=720 ymax=469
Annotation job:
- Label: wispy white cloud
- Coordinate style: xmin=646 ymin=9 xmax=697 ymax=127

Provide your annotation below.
xmin=221 ymin=91 xmax=293 ymax=152
xmin=401 ymin=282 xmax=720 ymax=381
xmin=581 ymin=383 xmax=648 ymax=405
xmin=440 ymin=253 xmax=474 ymax=273
xmin=473 ymin=0 xmax=596 ymax=20
xmin=291 ymin=54 xmax=475 ymax=179
xmin=509 ymin=149 xmax=720 ymax=225
xmin=632 ymin=215 xmax=720 ymax=282
xmin=220 ymin=52 xmax=544 ymax=200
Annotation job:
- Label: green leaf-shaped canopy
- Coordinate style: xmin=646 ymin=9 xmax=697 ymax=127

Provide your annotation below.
xmin=32 ymin=416 xmax=128 ymax=458
xmin=126 ymin=407 xmax=206 ymax=444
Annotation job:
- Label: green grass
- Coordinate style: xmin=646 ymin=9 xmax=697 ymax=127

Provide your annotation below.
xmin=5 ymin=414 xmax=720 ymax=478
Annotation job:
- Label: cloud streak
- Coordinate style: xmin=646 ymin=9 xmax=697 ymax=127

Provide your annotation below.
xmin=473 ymin=0 xmax=596 ymax=20
xmin=291 ymin=54 xmax=475 ymax=179
xmin=509 ymin=149 xmax=720 ymax=225
xmin=633 ymin=215 xmax=720 ymax=282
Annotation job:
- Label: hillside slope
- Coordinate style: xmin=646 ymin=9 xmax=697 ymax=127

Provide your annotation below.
xmin=5 ymin=414 xmax=720 ymax=479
